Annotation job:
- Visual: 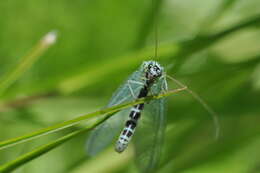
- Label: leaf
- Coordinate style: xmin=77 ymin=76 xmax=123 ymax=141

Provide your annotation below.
xmin=0 ymin=88 xmax=186 ymax=151
xmin=0 ymin=115 xmax=108 ymax=173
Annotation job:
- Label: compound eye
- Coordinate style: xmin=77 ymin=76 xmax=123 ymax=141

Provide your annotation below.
xmin=154 ymin=66 xmax=160 ymax=72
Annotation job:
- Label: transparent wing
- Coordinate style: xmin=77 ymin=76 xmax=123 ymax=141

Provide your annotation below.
xmin=86 ymin=69 xmax=144 ymax=156
xmin=133 ymin=77 xmax=167 ymax=172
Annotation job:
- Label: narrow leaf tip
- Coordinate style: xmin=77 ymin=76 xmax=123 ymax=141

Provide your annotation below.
xmin=42 ymin=30 xmax=58 ymax=45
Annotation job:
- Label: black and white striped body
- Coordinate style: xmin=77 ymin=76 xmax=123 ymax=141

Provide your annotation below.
xmin=115 ymin=61 xmax=163 ymax=153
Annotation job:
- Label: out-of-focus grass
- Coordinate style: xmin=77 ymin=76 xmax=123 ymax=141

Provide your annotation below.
xmin=0 ymin=31 xmax=57 ymax=96
xmin=1 ymin=0 xmax=260 ymax=172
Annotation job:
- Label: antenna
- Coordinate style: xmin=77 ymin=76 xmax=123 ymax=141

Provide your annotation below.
xmin=154 ymin=17 xmax=158 ymax=59
xmin=167 ymin=75 xmax=220 ymax=139
xmin=152 ymin=0 xmax=158 ymax=59
xmin=151 ymin=0 xmax=220 ymax=140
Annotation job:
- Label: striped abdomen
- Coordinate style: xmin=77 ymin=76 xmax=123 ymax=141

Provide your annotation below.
xmin=115 ymin=61 xmax=163 ymax=153
xmin=115 ymin=86 xmax=148 ymax=153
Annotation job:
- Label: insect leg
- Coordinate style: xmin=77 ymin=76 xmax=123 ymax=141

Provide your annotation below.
xmin=160 ymin=75 xmax=168 ymax=93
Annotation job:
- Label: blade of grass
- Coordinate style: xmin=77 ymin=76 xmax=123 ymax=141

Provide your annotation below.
xmin=0 ymin=116 xmax=134 ymax=173
xmin=58 ymin=14 xmax=260 ymax=94
xmin=0 ymin=114 xmax=110 ymax=173
xmin=0 ymin=87 xmax=186 ymax=151
xmin=178 ymin=14 xmax=260 ymax=56
xmin=0 ymin=31 xmax=57 ymax=96
xmin=2 ymin=14 xmax=259 ymax=98
xmin=0 ymin=92 xmax=56 ymax=112
xmin=198 ymin=0 xmax=238 ymax=33
xmin=57 ymin=44 xmax=178 ymax=94
xmin=169 ymin=14 xmax=260 ymax=73
xmin=2 ymin=53 xmax=260 ymax=113
xmin=1 ymin=13 xmax=259 ymax=99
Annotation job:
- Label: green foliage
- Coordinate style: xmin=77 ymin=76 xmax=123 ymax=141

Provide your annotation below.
xmin=1 ymin=0 xmax=260 ymax=172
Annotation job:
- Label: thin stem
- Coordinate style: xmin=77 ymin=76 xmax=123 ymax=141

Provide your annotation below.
xmin=0 ymin=92 xmax=57 ymax=112
xmin=0 ymin=87 xmax=185 ymax=151
xmin=0 ymin=31 xmax=57 ymax=97
xmin=0 ymin=115 xmax=110 ymax=173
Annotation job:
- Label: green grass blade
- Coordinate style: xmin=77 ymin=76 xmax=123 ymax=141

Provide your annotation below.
xmin=0 ymin=115 xmax=110 ymax=173
xmin=58 ymin=14 xmax=260 ymax=95
xmin=0 ymin=87 xmax=185 ymax=151
xmin=0 ymin=31 xmax=57 ymax=96
xmin=57 ymin=44 xmax=178 ymax=94
xmin=198 ymin=0 xmax=239 ymax=33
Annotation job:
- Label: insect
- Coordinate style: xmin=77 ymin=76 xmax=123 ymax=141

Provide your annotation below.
xmin=86 ymin=1 xmax=219 ymax=172
xmin=86 ymin=60 xmax=170 ymax=171
xmin=86 ymin=59 xmax=219 ymax=172
xmin=115 ymin=60 xmax=165 ymax=153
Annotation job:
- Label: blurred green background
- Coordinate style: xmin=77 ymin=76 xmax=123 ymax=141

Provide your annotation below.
xmin=1 ymin=0 xmax=260 ymax=172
